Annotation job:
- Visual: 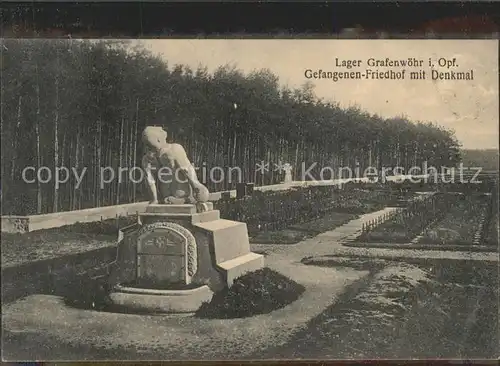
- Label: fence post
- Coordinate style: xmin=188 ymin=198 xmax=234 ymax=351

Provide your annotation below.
xmin=236 ymin=183 xmax=247 ymax=199
xmin=246 ymin=183 xmax=255 ymax=196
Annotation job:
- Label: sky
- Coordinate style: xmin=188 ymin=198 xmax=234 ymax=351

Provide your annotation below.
xmin=139 ymin=39 xmax=498 ymax=150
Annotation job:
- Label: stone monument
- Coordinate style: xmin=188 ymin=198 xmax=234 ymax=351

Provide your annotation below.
xmin=107 ymin=126 xmax=264 ymax=313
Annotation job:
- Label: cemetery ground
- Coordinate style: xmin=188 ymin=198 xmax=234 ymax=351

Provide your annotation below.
xmin=2 ymin=183 xmax=499 ymax=360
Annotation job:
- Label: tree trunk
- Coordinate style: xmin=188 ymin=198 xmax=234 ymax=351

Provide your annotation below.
xmin=294 ymin=142 xmax=299 ymax=181
xmin=74 ymin=125 xmax=80 ymax=210
xmin=35 ymin=62 xmax=42 ymax=213
xmin=53 ymin=63 xmax=60 ymax=213
xmin=133 ymin=99 xmax=139 ymax=202
xmin=97 ymin=116 xmax=102 ymax=206
xmin=116 ymin=115 xmax=124 ymax=205
xmin=60 ymin=132 xmax=67 ymax=209
xmin=11 ymin=95 xmax=22 ymax=181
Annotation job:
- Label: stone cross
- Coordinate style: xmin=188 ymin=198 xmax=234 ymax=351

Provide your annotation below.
xmin=283 ymin=163 xmax=293 ymax=184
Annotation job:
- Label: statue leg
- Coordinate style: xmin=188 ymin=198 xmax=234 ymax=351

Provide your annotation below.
xmin=164 ymin=196 xmax=186 ymax=204
xmin=159 ymin=180 xmax=174 ymax=204
xmin=171 ymin=178 xmax=195 ymax=204
xmin=184 ymin=166 xmax=209 ymax=203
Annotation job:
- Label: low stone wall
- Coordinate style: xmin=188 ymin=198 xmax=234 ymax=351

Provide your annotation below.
xmin=1 ymin=216 xmax=30 ymax=234
xmin=1 ymin=202 xmax=150 ymax=234
xmin=2 ymin=245 xmax=117 ymax=304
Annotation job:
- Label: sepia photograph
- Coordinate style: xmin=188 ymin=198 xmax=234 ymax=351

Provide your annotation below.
xmin=1 ymin=38 xmax=498 ymax=360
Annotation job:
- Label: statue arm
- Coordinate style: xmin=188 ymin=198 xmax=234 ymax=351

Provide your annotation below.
xmin=142 ymin=155 xmax=158 ymax=204
xmin=173 ymin=144 xmax=200 ymax=186
xmin=172 ymin=144 xmax=209 ymax=202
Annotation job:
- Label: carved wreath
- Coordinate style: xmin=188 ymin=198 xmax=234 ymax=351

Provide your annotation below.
xmin=137 ymin=222 xmax=198 ymax=278
xmin=11 ymin=218 xmax=29 ymax=233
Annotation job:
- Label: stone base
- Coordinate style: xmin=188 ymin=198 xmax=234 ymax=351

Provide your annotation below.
xmin=218 ymin=252 xmax=265 ymax=286
xmin=194 ymin=219 xmax=265 ymax=287
xmin=110 ymin=203 xmax=265 ymax=299
xmin=145 ymin=203 xmax=213 ymax=215
xmin=109 ymin=284 xmax=214 ymax=314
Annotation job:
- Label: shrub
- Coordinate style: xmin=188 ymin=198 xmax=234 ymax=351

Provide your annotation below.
xmin=195 ymin=268 xmax=305 ymax=319
xmin=62 ymin=272 xmax=112 ymax=311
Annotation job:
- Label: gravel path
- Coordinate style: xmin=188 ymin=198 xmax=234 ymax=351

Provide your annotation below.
xmin=2 ymin=267 xmax=367 ymax=360
xmin=253 ymin=208 xmax=398 ymax=262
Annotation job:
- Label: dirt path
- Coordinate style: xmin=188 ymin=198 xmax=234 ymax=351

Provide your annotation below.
xmin=254 ymin=208 xmax=398 ymax=260
xmin=2 ymin=267 xmax=367 ymax=360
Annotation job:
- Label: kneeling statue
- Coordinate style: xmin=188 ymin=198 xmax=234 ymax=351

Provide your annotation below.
xmin=141 ymin=126 xmax=209 ymax=205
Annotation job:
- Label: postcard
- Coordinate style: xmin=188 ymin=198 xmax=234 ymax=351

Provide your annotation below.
xmin=1 ymin=38 xmax=498 ymax=361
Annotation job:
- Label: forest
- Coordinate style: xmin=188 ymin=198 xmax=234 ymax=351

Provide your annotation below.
xmin=460 ymin=149 xmax=499 ymax=172
xmin=1 ymin=39 xmax=461 ymax=215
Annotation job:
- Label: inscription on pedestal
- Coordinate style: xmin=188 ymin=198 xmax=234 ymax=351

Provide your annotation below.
xmin=136 ymin=222 xmax=197 ymax=285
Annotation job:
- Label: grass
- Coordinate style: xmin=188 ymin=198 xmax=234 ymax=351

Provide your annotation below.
xmin=484 ymin=211 xmax=498 ymax=247
xmin=58 ymin=215 xmax=138 ymax=234
xmin=355 ymin=194 xmax=444 ymax=244
xmin=195 ymin=268 xmax=305 ymax=319
xmin=420 ymin=195 xmax=489 ymax=245
xmin=356 ymin=210 xmax=433 ymax=243
xmin=250 ymin=211 xmax=359 ymax=244
xmin=357 ymin=228 xmax=414 ymax=244
xmin=357 ymin=193 xmax=494 ymax=246
xmin=289 ymin=212 xmax=359 ymax=234
xmin=1 ymin=216 xmax=136 ymax=267
xmin=1 ymin=231 xmax=115 ymax=267
xmin=483 ymin=197 xmax=498 ymax=247
xmin=249 ymin=229 xmax=310 ymax=244
xmin=268 ymin=259 xmax=499 ymax=359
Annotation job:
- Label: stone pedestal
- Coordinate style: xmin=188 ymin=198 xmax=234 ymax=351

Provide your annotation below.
xmin=109 ymin=284 xmax=215 ymax=313
xmin=108 ymin=203 xmax=264 ymax=313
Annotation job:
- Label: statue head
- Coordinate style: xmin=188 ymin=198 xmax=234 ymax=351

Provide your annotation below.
xmin=142 ymin=126 xmax=168 ymax=152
